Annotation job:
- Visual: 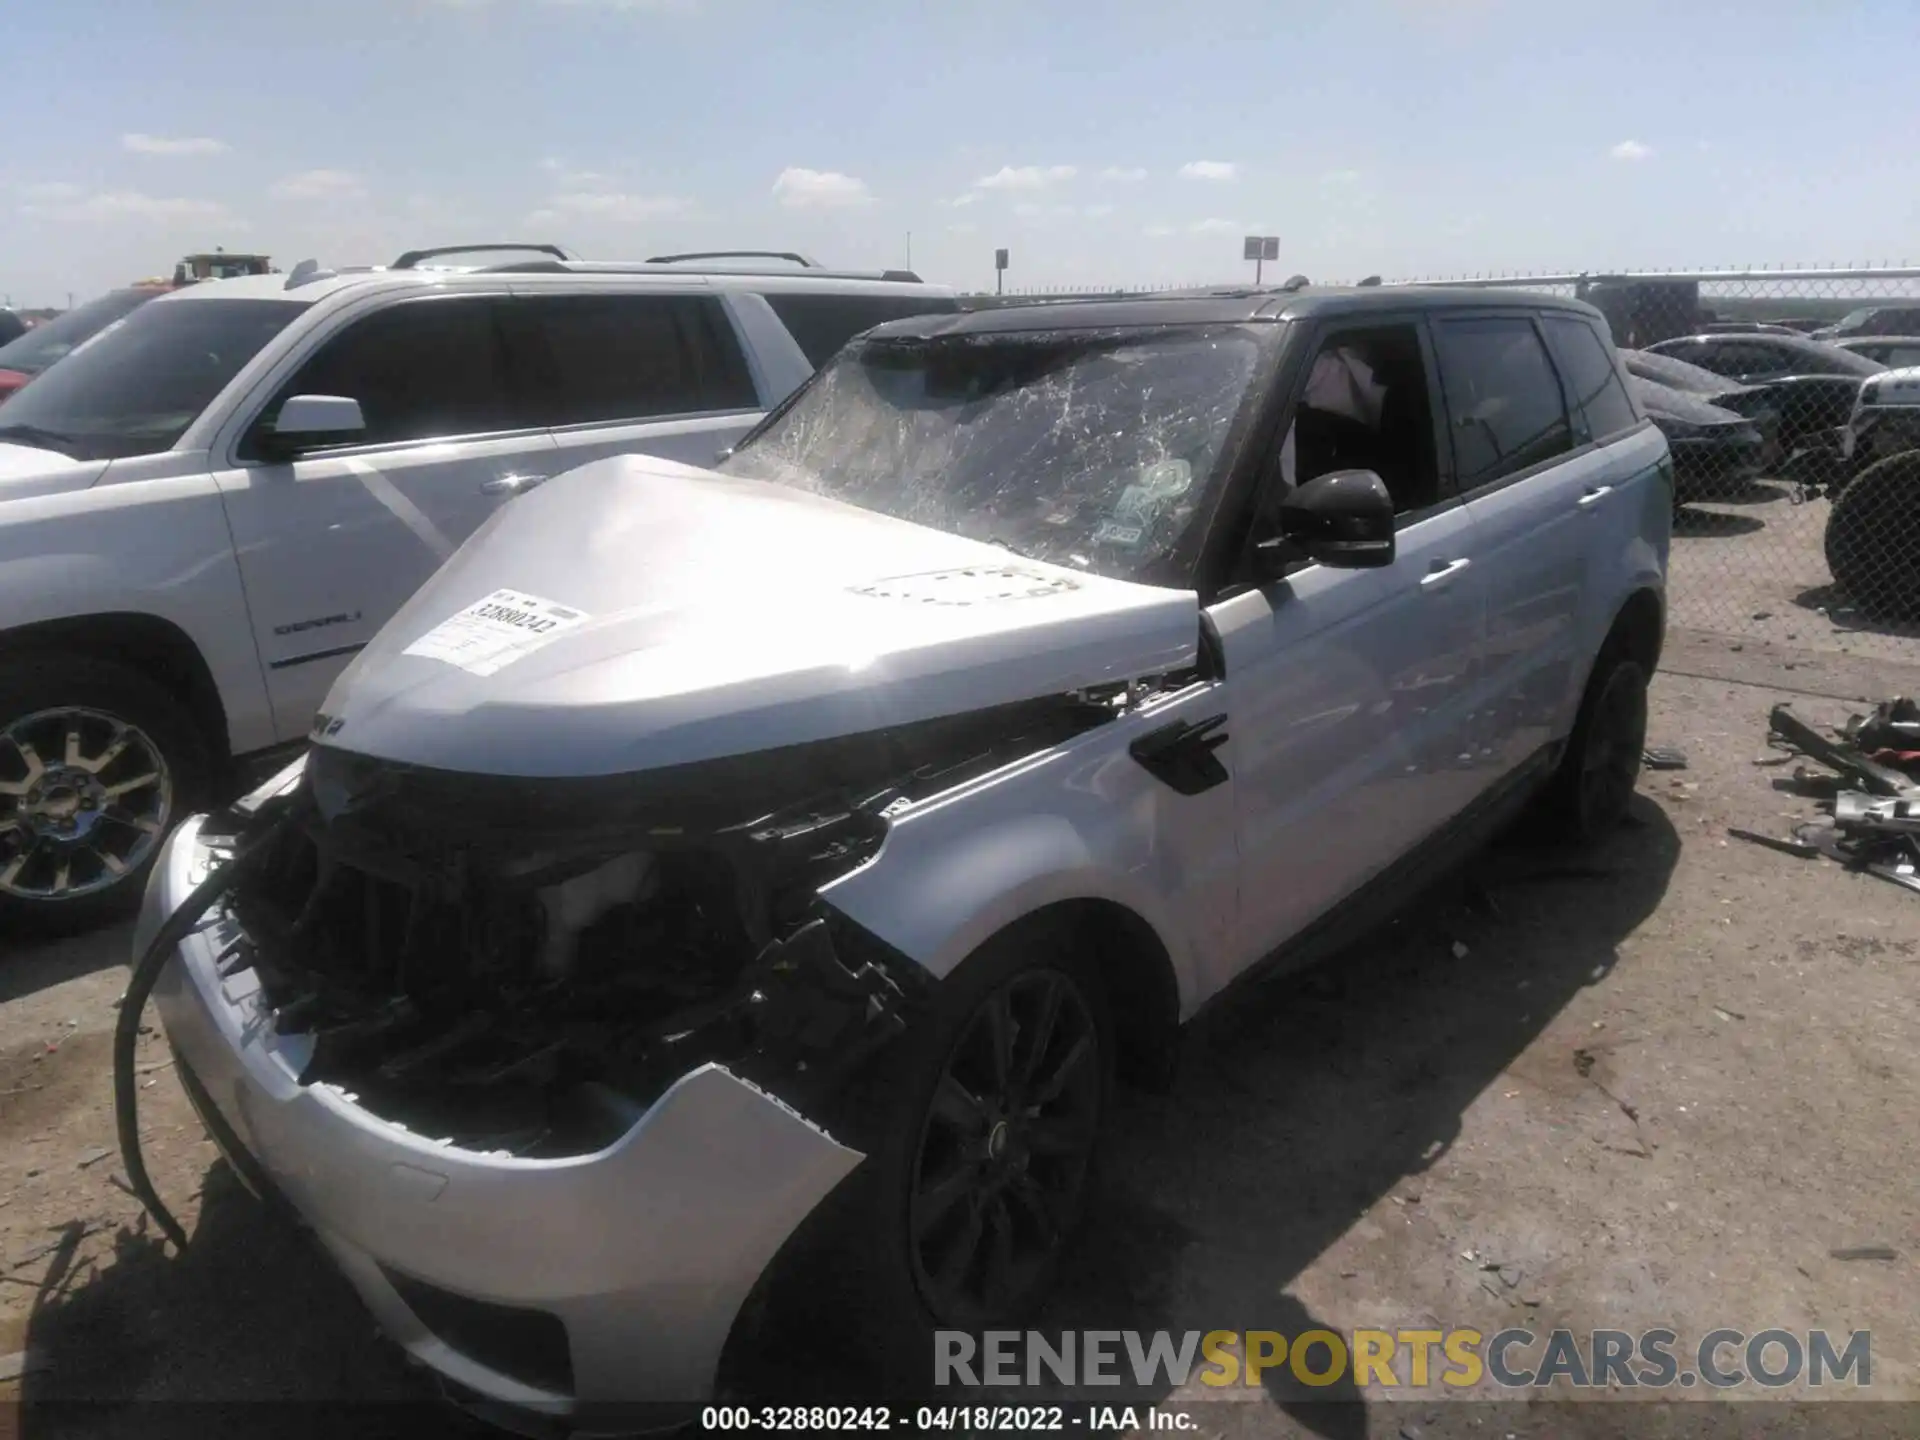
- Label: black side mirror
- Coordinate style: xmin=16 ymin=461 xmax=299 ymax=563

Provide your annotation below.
xmin=1254 ymin=468 xmax=1396 ymax=575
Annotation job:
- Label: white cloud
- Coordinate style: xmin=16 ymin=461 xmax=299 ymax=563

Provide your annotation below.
xmin=1190 ymin=217 xmax=1240 ymax=233
xmin=1179 ymin=161 xmax=1238 ymax=181
xmin=19 ymin=181 xmax=84 ymax=202
xmin=942 ymin=192 xmax=980 ymax=208
xmin=1098 ymin=166 xmax=1148 ymax=182
xmin=1321 ymin=168 xmax=1364 ymax=186
xmin=21 ymin=188 xmax=232 ymax=223
xmin=974 ymin=164 xmax=1077 ymax=192
xmin=123 ymin=132 xmax=230 ymax=157
xmin=554 ymin=167 xmax=617 ymax=190
xmin=429 ymin=0 xmax=694 ymax=8
xmin=270 ymin=168 xmax=366 ymax=201
xmin=1144 ymin=224 xmax=1177 ymax=238
xmin=548 ymin=190 xmax=690 ymax=221
xmin=539 ymin=0 xmax=695 ymax=9
xmin=1012 ymin=202 xmax=1044 ymax=218
xmin=1609 ymin=139 xmax=1653 ymax=162
xmin=1084 ymin=203 xmax=1116 ymax=218
xmin=771 ymin=166 xmax=874 ymax=208
xmin=946 ymin=221 xmax=980 ymax=235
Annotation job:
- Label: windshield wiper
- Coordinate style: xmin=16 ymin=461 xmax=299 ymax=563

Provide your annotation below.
xmin=0 ymin=423 xmax=82 ymax=457
xmin=985 ymin=535 xmax=1041 ymax=560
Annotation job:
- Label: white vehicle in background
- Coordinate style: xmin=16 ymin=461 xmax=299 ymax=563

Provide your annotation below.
xmin=0 ymin=244 xmax=957 ymax=932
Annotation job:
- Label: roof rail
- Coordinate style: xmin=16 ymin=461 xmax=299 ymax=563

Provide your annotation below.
xmin=392 ymin=243 xmax=573 ymax=271
xmin=482 ymin=258 xmax=934 ymax=285
xmin=645 ymin=250 xmax=821 ymax=269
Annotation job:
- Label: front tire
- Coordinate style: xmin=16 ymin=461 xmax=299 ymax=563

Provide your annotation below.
xmin=793 ymin=920 xmax=1112 ymax=1391
xmin=1536 ymin=654 xmax=1649 ymax=846
xmin=0 ymin=654 xmax=209 ymax=937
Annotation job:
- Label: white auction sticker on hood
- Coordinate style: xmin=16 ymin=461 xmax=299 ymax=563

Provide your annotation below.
xmin=401 ymin=588 xmax=591 ymax=676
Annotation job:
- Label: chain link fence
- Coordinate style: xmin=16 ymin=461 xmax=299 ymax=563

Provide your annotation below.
xmin=967 ymin=266 xmax=1920 ymax=667
xmin=1403 ymin=268 xmax=1920 ymax=667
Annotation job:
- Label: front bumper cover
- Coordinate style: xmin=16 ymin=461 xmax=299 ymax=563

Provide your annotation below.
xmin=136 ymin=814 xmax=865 ymax=1417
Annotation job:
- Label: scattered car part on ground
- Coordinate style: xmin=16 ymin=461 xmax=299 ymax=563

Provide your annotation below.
xmin=131 ymin=282 xmax=1672 ymax=1423
xmin=0 ymin=247 xmax=959 ymax=933
xmin=1765 ymin=701 xmax=1920 ymax=897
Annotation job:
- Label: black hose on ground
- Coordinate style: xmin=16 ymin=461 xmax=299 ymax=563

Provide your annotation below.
xmin=114 ymin=817 xmax=285 ymax=1254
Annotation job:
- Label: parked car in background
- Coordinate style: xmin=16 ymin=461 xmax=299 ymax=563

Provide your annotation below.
xmin=0 ymin=310 xmax=26 ymax=348
xmin=1620 ymin=348 xmax=1781 ymax=456
xmin=0 ymin=284 xmax=171 ymax=403
xmin=1696 ymin=320 xmax=1805 ymax=337
xmin=1833 ymin=336 xmax=1920 ymax=369
xmin=1626 ymin=374 xmax=1764 ymax=505
xmin=0 ymin=244 xmax=958 ymax=931
xmin=136 ymin=283 xmax=1669 ymax=1424
xmin=1813 ymin=304 xmax=1920 ymax=340
xmin=1643 ymin=332 xmax=1883 ymax=461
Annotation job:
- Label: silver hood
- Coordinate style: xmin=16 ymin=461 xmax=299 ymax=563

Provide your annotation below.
xmin=319 ymin=454 xmax=1199 ymax=778
xmin=0 ymin=442 xmax=108 ymax=497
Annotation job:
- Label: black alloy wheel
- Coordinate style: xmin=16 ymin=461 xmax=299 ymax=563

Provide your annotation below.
xmin=907 ymin=967 xmax=1103 ymax=1328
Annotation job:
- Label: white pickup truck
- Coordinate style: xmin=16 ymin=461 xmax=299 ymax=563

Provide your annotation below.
xmin=0 ymin=247 xmax=956 ymax=931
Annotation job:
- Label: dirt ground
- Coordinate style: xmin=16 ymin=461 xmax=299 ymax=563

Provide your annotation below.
xmin=1666 ymin=479 xmax=1920 ymax=664
xmin=1 ymin=666 xmax=1917 ymax=1439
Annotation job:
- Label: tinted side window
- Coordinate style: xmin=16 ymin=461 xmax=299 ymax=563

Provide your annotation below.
xmin=1433 ymin=317 xmax=1574 ymax=489
xmin=1544 ymin=316 xmax=1639 ymax=442
xmin=763 ymin=292 xmax=961 ymax=367
xmin=1663 ymin=341 xmax=1744 ymax=378
xmin=530 ymin=295 xmax=757 ymax=427
xmin=1726 ymin=342 xmax=1790 ymax=376
xmin=261 ymin=297 xmax=513 ymax=449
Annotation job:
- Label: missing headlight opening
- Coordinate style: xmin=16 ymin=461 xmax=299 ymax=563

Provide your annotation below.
xmin=201 ymin=690 xmax=1142 ymax=1159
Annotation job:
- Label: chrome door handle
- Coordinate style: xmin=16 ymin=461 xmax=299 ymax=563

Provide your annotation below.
xmin=1576 ymin=484 xmax=1614 ymax=509
xmin=1420 ymin=557 xmax=1472 ymax=588
xmin=481 ymin=472 xmax=549 ymax=496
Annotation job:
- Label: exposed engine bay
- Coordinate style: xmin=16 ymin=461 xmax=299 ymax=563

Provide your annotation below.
xmin=199 ymin=691 xmax=1132 ymax=1157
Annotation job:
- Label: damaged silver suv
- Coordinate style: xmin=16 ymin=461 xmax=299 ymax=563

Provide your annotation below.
xmin=130 ymin=285 xmax=1672 ymax=1424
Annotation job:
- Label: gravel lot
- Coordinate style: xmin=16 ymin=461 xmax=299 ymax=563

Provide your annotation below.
xmin=2 ymin=664 xmax=1917 ymax=1439
xmin=1667 ymin=479 xmax=1920 ymax=665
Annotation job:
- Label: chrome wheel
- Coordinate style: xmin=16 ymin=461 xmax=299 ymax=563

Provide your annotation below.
xmin=0 ymin=706 xmax=173 ymax=901
xmin=907 ymin=968 xmax=1102 ymax=1326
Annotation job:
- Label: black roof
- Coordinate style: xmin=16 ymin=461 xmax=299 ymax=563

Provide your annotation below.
xmin=876 ymin=284 xmax=1604 ymax=340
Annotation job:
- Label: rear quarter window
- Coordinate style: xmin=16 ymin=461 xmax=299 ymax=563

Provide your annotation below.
xmin=763 ymin=291 xmax=961 ymax=367
xmin=1543 ymin=315 xmax=1640 ymax=442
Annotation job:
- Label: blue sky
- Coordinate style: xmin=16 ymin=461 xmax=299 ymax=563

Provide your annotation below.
xmin=4 ymin=0 xmax=1918 ymax=306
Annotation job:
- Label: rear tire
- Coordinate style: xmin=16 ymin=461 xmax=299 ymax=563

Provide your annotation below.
xmin=0 ymin=654 xmax=210 ymax=938
xmin=1534 ymin=653 xmax=1649 ymax=846
xmin=1826 ymin=451 xmax=1920 ymax=621
xmin=780 ymin=918 xmax=1113 ymax=1396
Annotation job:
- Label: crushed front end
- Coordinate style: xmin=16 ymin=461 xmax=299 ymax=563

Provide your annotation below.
xmin=138 ymin=696 xmax=1113 ymax=1420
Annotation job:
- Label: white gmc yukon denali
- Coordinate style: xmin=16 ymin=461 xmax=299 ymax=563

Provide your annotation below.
xmin=0 ymin=249 xmax=957 ymax=931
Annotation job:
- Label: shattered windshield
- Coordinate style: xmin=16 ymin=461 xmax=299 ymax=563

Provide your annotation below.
xmin=719 ymin=323 xmax=1274 ymax=584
